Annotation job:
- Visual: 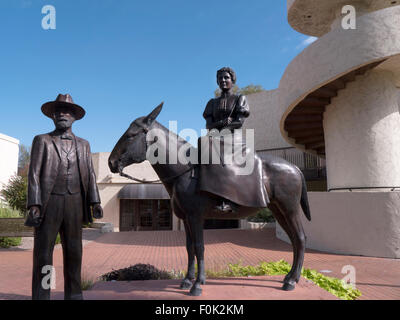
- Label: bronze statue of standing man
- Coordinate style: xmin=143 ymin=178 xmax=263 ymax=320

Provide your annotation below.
xmin=25 ymin=94 xmax=103 ymax=300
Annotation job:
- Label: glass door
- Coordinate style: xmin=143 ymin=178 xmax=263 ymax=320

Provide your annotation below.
xmin=138 ymin=200 xmax=154 ymax=231
xmin=157 ymin=200 xmax=172 ymax=230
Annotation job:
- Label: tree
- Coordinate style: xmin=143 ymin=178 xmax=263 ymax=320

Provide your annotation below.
xmin=214 ymin=84 xmax=240 ymax=98
xmin=239 ymin=84 xmax=265 ymax=96
xmin=214 ymin=84 xmax=265 ymax=97
xmin=18 ymin=144 xmax=30 ymax=178
xmin=1 ymin=175 xmax=28 ymax=217
xmin=247 ymin=208 xmax=275 ymax=223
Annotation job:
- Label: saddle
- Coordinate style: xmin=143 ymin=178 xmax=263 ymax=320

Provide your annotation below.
xmin=196 ymin=133 xmax=269 ymax=208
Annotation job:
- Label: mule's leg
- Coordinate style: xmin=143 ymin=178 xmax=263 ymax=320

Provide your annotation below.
xmin=180 ymin=220 xmax=196 ymax=289
xmin=286 ymin=213 xmax=306 ymax=285
xmin=278 ymin=205 xmax=306 ymax=291
xmin=269 ymin=203 xmax=297 ymax=283
xmin=187 ymin=215 xmax=205 ymax=296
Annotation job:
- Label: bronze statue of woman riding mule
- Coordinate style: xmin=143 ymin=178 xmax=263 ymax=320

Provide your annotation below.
xmin=108 ymin=103 xmax=311 ymax=297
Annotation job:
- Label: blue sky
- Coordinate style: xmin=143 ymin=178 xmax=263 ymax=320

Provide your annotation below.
xmin=0 ymin=0 xmax=315 ymax=153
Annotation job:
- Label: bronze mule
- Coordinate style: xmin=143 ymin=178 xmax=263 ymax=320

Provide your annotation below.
xmin=108 ymin=104 xmax=311 ymax=296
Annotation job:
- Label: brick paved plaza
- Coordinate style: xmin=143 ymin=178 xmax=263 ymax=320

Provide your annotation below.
xmin=0 ymin=228 xmax=399 ymax=300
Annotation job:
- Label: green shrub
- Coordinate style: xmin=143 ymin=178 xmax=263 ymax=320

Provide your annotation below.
xmin=247 ymin=208 xmax=275 ymax=223
xmin=55 ymin=233 xmax=61 ymax=245
xmin=101 ymin=264 xmax=172 ymax=281
xmin=1 ymin=175 xmax=28 ymax=217
xmin=301 ymin=267 xmax=361 ymax=300
xmin=0 ymin=237 xmax=22 ymax=248
xmin=0 ymin=206 xmax=21 ymax=218
xmin=0 ymin=204 xmax=26 ymax=248
xmin=81 ymin=277 xmax=95 ymax=291
xmin=205 ymin=260 xmax=361 ymax=300
xmin=99 ymin=260 xmax=361 ymax=300
xmin=82 ymin=222 xmax=92 ymax=229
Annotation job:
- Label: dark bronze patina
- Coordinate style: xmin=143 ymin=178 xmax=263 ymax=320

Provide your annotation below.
xmin=199 ymin=67 xmax=268 ymax=212
xmin=25 ymin=94 xmax=103 ymax=300
xmin=109 ymin=102 xmax=311 ymax=296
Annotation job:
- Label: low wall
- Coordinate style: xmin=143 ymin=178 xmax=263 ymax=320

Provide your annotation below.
xmin=0 ymin=218 xmax=33 ymax=237
xmin=240 ymin=220 xmax=276 ymax=230
xmin=276 ymin=192 xmax=400 ymax=259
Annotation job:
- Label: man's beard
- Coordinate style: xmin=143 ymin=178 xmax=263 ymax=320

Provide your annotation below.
xmin=55 ymin=120 xmax=72 ymax=131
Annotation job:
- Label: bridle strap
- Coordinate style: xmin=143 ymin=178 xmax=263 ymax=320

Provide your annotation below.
xmin=120 ymin=166 xmax=193 ymax=184
xmin=119 ymin=171 xmax=161 ymax=184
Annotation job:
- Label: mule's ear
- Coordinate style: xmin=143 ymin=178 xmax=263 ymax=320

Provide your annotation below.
xmin=143 ymin=102 xmax=164 ymax=126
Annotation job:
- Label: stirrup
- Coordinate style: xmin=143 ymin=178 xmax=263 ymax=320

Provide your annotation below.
xmin=214 ymin=201 xmax=237 ymax=213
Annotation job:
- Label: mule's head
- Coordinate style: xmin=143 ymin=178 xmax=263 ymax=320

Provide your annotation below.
xmin=108 ymin=103 xmax=163 ymax=174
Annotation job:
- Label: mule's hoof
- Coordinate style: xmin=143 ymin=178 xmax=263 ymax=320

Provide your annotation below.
xmin=283 ymin=274 xmax=292 ymax=283
xmin=189 ymin=286 xmax=203 ymax=296
xmin=282 ymin=282 xmax=296 ymax=291
xmin=180 ymin=279 xmax=192 ymax=290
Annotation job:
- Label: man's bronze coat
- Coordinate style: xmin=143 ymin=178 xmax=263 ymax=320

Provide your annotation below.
xmin=27 ymin=131 xmax=100 ymax=224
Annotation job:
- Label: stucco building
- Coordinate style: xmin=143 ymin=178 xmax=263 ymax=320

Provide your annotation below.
xmin=92 ymin=152 xmax=181 ymax=232
xmin=245 ymin=90 xmax=326 ymax=191
xmin=275 ymin=0 xmax=400 ymax=259
xmin=0 ymin=133 xmax=19 ymax=202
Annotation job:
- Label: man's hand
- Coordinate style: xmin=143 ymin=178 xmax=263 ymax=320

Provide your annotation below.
xmin=92 ymin=203 xmax=103 ymax=219
xmin=25 ymin=206 xmax=42 ymax=228
xmin=223 ymin=117 xmax=233 ymax=127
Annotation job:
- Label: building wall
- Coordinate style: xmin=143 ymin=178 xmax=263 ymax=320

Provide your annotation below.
xmin=244 ymin=89 xmax=291 ymax=151
xmin=279 ymin=5 xmax=400 ymax=154
xmin=324 ymin=69 xmax=400 ymax=191
xmin=92 ymin=152 xmax=181 ymax=231
xmin=244 ymin=90 xmax=326 ymax=187
xmin=276 ymin=192 xmax=400 ymax=258
xmin=0 ymin=133 xmax=19 ymax=198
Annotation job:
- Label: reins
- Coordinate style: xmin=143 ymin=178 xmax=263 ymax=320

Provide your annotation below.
xmin=118 ymin=122 xmax=194 ymax=184
xmin=119 ymin=166 xmax=193 ymax=184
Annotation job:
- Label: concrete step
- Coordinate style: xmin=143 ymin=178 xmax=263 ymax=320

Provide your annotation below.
xmin=91 ymin=222 xmax=114 ymax=233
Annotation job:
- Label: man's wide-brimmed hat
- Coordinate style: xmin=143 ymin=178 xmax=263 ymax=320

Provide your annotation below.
xmin=41 ymin=94 xmax=86 ymax=120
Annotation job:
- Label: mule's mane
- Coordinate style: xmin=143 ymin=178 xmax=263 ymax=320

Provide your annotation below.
xmin=151 ymin=120 xmax=196 ymax=149
xmin=145 ymin=120 xmax=196 ymax=183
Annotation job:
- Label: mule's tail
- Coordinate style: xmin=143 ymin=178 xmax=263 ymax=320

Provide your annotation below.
xmin=300 ymin=171 xmax=312 ymax=221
